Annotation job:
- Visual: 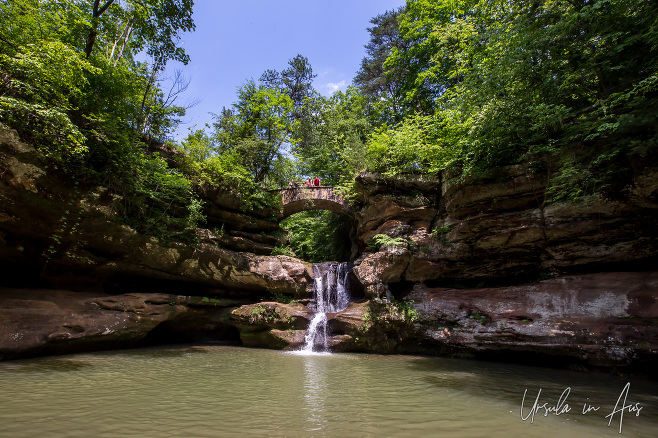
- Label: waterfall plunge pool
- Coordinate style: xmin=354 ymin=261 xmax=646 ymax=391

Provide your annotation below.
xmin=0 ymin=345 xmax=656 ymax=437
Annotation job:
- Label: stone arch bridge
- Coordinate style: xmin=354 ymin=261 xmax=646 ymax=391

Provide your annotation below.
xmin=278 ymin=186 xmax=353 ymax=219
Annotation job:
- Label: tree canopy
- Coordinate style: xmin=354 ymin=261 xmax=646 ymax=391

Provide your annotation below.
xmin=1 ymin=0 xmax=200 ymax=242
xmin=365 ymin=0 xmax=658 ymax=201
xmin=2 ymin=0 xmax=656 ymax=261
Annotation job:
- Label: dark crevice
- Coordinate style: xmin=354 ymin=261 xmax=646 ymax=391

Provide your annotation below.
xmin=139 ymin=319 xmax=242 ymax=346
xmin=388 ymin=280 xmax=415 ymax=300
xmin=347 ymin=270 xmax=365 ymax=301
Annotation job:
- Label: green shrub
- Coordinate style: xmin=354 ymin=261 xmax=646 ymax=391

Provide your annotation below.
xmin=366 ymin=233 xmax=409 ymax=250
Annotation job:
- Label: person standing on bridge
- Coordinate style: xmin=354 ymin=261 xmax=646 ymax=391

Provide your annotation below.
xmin=314 ymin=177 xmax=320 ymax=186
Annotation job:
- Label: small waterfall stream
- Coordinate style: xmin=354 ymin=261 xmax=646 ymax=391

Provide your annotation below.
xmin=301 ymin=262 xmax=352 ymax=353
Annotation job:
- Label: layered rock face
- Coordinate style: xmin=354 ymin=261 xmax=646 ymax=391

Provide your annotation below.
xmin=0 ymin=128 xmax=311 ymax=296
xmin=0 ymin=287 xmax=246 ymax=360
xmin=339 ymin=168 xmax=658 ymax=370
xmin=335 ymin=272 xmax=658 ymax=368
xmin=352 ymin=168 xmax=658 ymax=295
xmin=219 ymin=167 xmax=658 ymax=372
xmin=3 ymin=125 xmax=658 ymax=372
xmin=0 ymin=128 xmax=312 ymax=359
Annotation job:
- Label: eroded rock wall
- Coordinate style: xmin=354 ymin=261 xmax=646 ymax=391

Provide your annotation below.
xmin=351 ymin=168 xmax=658 ymax=296
xmin=0 ymin=128 xmax=311 ymax=296
xmin=0 ymin=287 xmax=247 ymax=360
xmin=3 ymin=125 xmax=658 ymax=372
xmin=0 ymin=127 xmax=316 ymax=358
xmin=334 ymin=167 xmax=658 ymax=371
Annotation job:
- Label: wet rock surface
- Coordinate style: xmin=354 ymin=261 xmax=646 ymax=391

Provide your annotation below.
xmin=340 ymin=169 xmax=658 ymax=371
xmin=357 ymin=271 xmax=658 ymax=369
xmin=228 ymin=272 xmax=657 ymax=372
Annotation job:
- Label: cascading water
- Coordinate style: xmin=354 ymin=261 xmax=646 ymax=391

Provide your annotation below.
xmin=301 ymin=262 xmax=352 ymax=353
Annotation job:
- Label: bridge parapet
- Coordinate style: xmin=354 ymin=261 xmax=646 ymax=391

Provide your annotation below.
xmin=279 ymin=186 xmax=352 ymax=218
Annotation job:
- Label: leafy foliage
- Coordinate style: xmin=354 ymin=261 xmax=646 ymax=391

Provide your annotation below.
xmin=210 ymin=80 xmax=297 ymax=186
xmin=278 ymin=210 xmax=353 ymax=263
xmin=120 ymin=153 xmax=204 ymax=244
xmin=0 ymin=0 xmax=203 ymax=243
xmin=2 ymin=0 xmax=656 ymax=261
xmin=364 ymin=0 xmax=658 ymax=202
xmin=366 ymin=233 xmax=410 ymax=251
xmin=293 ymin=87 xmax=371 ymax=187
xmin=176 ymin=130 xmax=282 ymax=212
xmin=354 ymin=7 xmax=408 ymax=125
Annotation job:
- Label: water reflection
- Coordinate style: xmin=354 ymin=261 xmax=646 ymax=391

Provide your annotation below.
xmin=0 ymin=357 xmax=96 ymax=373
xmin=302 ymin=355 xmax=328 ymax=432
xmin=0 ymin=346 xmax=656 ymax=438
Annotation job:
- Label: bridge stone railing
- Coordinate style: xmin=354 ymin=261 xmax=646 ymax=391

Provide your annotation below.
xmin=279 ymin=186 xmax=353 ymax=218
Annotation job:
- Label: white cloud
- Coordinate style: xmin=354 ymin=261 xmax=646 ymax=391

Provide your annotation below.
xmin=323 ymin=80 xmax=347 ymax=95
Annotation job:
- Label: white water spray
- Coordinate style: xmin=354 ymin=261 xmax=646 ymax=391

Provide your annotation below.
xmin=301 ymin=262 xmax=352 ymax=353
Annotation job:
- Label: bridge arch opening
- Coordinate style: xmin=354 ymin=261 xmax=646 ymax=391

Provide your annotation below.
xmin=278 ymin=209 xmax=356 ymax=263
xmin=275 ymin=186 xmax=358 ymax=262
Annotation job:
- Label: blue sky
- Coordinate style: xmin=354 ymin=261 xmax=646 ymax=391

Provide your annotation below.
xmin=164 ymin=0 xmax=406 ymax=140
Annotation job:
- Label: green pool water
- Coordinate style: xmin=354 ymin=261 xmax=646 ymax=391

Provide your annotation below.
xmin=0 ymin=345 xmax=656 ymax=437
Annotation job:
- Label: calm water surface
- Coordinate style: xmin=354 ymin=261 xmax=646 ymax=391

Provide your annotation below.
xmin=0 ymin=345 xmax=656 ymax=437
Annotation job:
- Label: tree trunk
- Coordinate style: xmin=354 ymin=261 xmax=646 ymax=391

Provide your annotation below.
xmin=84 ymin=0 xmax=116 ymax=58
xmin=109 ymin=18 xmax=131 ymax=60
xmin=138 ymin=67 xmax=159 ymax=134
xmin=114 ymin=23 xmax=134 ymax=64
xmin=84 ymin=25 xmax=98 ymax=58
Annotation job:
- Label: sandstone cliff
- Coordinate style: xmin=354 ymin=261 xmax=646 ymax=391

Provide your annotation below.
xmin=0 ymin=127 xmax=312 ymax=359
xmin=224 ymin=167 xmax=658 ymax=373
xmin=2 ymin=125 xmax=658 ymax=373
xmin=0 ymin=127 xmax=310 ymax=295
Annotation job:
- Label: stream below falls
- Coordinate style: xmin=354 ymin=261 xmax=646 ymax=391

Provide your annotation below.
xmin=0 ymin=345 xmax=656 ymax=437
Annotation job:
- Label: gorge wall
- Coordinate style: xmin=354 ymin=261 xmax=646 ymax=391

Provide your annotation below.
xmin=2 ymin=126 xmax=658 ymax=373
xmin=0 ymin=128 xmax=311 ymax=359
xmin=343 ymin=168 xmax=658 ymax=370
xmin=224 ymin=168 xmax=658 ymax=372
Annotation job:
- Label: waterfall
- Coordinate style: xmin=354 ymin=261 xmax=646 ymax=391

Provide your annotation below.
xmin=301 ymin=262 xmax=352 ymax=353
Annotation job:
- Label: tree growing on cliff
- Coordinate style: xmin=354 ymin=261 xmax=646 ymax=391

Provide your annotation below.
xmin=364 ymin=0 xmax=658 ymax=200
xmin=0 ymin=0 xmax=205 ymax=243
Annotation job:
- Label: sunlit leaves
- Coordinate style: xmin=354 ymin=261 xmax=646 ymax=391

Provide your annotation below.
xmin=212 ymin=80 xmax=297 ymax=184
xmin=293 ymin=87 xmax=370 ymax=186
xmin=280 ymin=210 xmax=353 ymax=263
xmin=0 ymin=40 xmax=100 ymax=158
xmin=365 ymin=0 xmax=658 ymax=201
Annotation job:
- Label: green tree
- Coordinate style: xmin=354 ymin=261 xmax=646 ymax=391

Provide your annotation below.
xmin=279 ymin=210 xmax=353 ymax=262
xmin=1 ymin=0 xmax=203 ymax=243
xmin=293 ymin=87 xmax=371 ymax=187
xmin=260 ymin=54 xmax=316 ymax=118
xmin=83 ymin=0 xmax=195 ymax=67
xmin=212 ymin=80 xmax=298 ymax=185
xmin=369 ymin=0 xmax=658 ymax=200
xmin=354 ymin=7 xmax=408 ymax=124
